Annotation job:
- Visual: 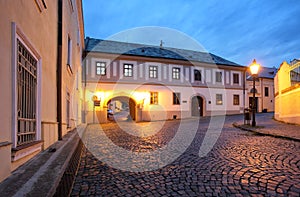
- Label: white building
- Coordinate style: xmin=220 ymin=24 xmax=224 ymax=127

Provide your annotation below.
xmin=83 ymin=38 xmax=246 ymax=123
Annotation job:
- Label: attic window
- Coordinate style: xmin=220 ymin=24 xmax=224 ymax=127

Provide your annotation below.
xmin=141 ymin=49 xmax=145 ymax=53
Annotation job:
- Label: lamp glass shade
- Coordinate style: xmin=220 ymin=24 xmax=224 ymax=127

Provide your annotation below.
xmin=249 ymin=59 xmax=260 ymax=75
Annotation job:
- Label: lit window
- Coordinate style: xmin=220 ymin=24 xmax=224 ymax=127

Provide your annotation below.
xmin=216 ymin=94 xmax=223 ymax=105
xmin=150 ymin=92 xmax=158 ymax=104
xmin=216 ymin=71 xmax=222 ymax=83
xmin=96 ymin=62 xmax=106 ymax=75
xmin=149 ymin=66 xmax=158 ymax=78
xmin=233 ymin=95 xmax=239 ymax=105
xmin=124 ymin=64 xmax=133 ymax=77
xmin=173 ymin=92 xmax=180 ymax=105
xmin=265 ymin=87 xmax=269 ymax=97
xmin=194 ymin=69 xmax=201 ymax=81
xmin=233 ymin=73 xmax=239 ymax=84
xmin=172 ymin=67 xmax=180 ymax=79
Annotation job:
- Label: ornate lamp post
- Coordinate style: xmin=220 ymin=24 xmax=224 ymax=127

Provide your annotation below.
xmin=249 ymin=59 xmax=260 ymax=127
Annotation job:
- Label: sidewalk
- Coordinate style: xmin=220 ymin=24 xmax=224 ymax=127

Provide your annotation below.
xmin=233 ymin=113 xmax=300 ymax=141
xmin=0 ymin=124 xmax=86 ymax=197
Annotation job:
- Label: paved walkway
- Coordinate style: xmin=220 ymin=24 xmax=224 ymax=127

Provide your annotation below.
xmin=233 ymin=113 xmax=300 ymax=141
xmin=71 ymin=115 xmax=300 ymax=196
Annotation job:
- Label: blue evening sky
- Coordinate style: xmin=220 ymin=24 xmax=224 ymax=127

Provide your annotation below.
xmin=83 ymin=0 xmax=300 ymax=68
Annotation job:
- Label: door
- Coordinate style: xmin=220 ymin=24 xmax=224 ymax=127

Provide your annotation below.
xmin=191 ymin=96 xmax=203 ymax=116
xmin=249 ymin=97 xmax=258 ymax=112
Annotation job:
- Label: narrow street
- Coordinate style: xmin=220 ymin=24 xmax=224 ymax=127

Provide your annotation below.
xmin=71 ymin=114 xmax=300 ymax=196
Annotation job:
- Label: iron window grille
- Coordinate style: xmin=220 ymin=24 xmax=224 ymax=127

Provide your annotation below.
xmin=17 ymin=39 xmax=37 ymax=146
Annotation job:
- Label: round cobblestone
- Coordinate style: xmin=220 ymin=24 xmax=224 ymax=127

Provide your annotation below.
xmin=71 ymin=115 xmax=300 ymax=196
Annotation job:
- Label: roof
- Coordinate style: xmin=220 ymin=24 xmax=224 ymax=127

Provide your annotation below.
xmin=247 ymin=67 xmax=277 ymax=79
xmin=85 ymin=37 xmax=242 ymax=67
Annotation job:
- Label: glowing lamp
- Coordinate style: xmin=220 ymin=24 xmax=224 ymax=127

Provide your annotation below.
xmin=249 ymin=59 xmax=260 ymax=75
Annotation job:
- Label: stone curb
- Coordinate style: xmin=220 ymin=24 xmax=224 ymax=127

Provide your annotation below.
xmin=0 ymin=124 xmax=87 ymax=197
xmin=232 ymin=122 xmax=300 ymax=142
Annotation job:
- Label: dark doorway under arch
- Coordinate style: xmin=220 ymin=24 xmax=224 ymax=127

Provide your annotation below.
xmin=191 ymin=96 xmax=204 ymax=116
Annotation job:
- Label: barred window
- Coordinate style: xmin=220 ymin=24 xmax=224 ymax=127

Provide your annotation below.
xmin=150 ymin=92 xmax=158 ymax=104
xmin=149 ymin=66 xmax=158 ymax=78
xmin=216 ymin=94 xmax=223 ymax=105
xmin=173 ymin=92 xmax=181 ymax=105
xmin=233 ymin=95 xmax=240 ymax=105
xmin=96 ymin=62 xmax=106 ymax=75
xmin=17 ymin=39 xmax=37 ymax=146
xmin=124 ymin=64 xmax=133 ymax=77
xmin=172 ymin=67 xmax=180 ymax=79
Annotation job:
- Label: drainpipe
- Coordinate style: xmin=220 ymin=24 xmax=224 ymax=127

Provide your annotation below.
xmin=56 ymin=0 xmax=63 ymax=140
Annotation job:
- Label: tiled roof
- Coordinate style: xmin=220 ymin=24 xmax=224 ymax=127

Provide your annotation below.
xmin=247 ymin=67 xmax=277 ymax=79
xmin=85 ymin=37 xmax=242 ymax=67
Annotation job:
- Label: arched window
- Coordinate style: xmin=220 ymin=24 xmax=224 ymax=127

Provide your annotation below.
xmin=194 ymin=69 xmax=201 ymax=81
xmin=250 ymin=88 xmax=257 ymax=93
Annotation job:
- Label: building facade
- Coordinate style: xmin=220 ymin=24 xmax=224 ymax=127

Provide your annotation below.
xmin=246 ymin=67 xmax=277 ymax=113
xmin=275 ymin=59 xmax=300 ymax=124
xmin=83 ymin=38 xmax=246 ymax=123
xmin=0 ymin=0 xmax=84 ymax=182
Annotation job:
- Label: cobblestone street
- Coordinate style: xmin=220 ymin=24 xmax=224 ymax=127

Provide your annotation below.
xmin=71 ymin=114 xmax=300 ymax=196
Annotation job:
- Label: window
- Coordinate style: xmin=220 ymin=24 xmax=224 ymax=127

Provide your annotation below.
xmin=233 ymin=73 xmax=239 ymax=84
xmin=16 ymin=39 xmax=37 ymax=146
xmin=172 ymin=67 xmax=180 ymax=79
xmin=67 ymin=36 xmax=72 ymax=67
xmin=194 ymin=69 xmax=201 ymax=81
xmin=265 ymin=87 xmax=269 ymax=97
xmin=96 ymin=62 xmax=106 ymax=75
xmin=123 ymin=64 xmax=133 ymax=77
xmin=66 ymin=92 xmax=70 ymax=128
xmin=250 ymin=88 xmax=257 ymax=93
xmin=149 ymin=66 xmax=158 ymax=78
xmin=215 ymin=71 xmax=222 ymax=83
xmin=233 ymin=95 xmax=240 ymax=105
xmin=173 ymin=92 xmax=180 ymax=105
xmin=150 ymin=92 xmax=158 ymax=104
xmin=216 ymin=94 xmax=223 ymax=105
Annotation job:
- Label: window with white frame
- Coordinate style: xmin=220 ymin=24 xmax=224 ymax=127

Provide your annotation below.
xmin=96 ymin=62 xmax=106 ymax=75
xmin=215 ymin=71 xmax=222 ymax=83
xmin=149 ymin=66 xmax=158 ymax=78
xmin=16 ymin=39 xmax=38 ymax=146
xmin=123 ymin=64 xmax=133 ymax=77
xmin=194 ymin=69 xmax=201 ymax=81
xmin=173 ymin=92 xmax=181 ymax=105
xmin=233 ymin=95 xmax=240 ymax=105
xmin=233 ymin=73 xmax=239 ymax=84
xmin=216 ymin=94 xmax=223 ymax=105
xmin=172 ymin=67 xmax=180 ymax=79
xmin=150 ymin=92 xmax=158 ymax=104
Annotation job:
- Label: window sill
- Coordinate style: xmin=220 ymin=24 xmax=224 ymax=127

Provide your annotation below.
xmin=11 ymin=140 xmax=43 ymax=162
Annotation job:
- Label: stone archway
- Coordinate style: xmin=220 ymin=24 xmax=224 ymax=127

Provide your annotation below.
xmin=191 ymin=96 xmax=204 ymax=116
xmin=107 ymin=96 xmax=137 ymax=122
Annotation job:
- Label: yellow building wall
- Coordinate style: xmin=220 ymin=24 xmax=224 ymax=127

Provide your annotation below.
xmin=275 ymin=61 xmax=300 ymax=124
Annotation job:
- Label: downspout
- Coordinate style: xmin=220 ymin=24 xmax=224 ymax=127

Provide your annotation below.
xmin=57 ymin=0 xmax=63 ymax=140
xmin=243 ymin=68 xmax=246 ymax=111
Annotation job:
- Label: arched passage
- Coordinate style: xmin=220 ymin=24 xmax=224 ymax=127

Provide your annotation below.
xmin=191 ymin=96 xmax=204 ymax=116
xmin=107 ymin=96 xmax=137 ymax=121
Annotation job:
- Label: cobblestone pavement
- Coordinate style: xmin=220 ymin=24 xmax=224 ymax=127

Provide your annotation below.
xmin=71 ymin=115 xmax=300 ymax=196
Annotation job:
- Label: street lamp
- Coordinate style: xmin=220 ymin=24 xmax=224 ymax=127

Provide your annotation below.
xmin=249 ymin=59 xmax=260 ymax=127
